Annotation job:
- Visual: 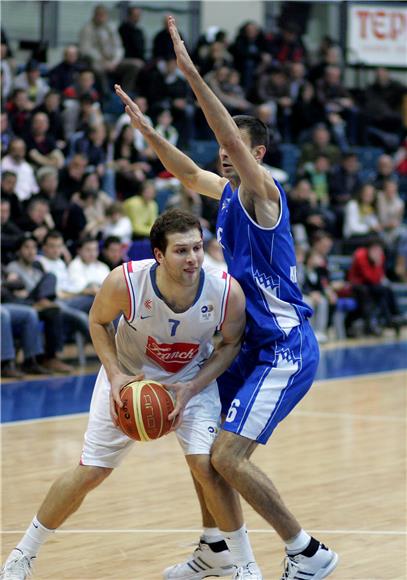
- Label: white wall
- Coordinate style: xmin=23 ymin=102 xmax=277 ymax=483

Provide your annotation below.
xmin=201 ymin=0 xmax=264 ymax=39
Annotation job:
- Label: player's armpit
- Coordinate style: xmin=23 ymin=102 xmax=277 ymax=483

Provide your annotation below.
xmin=89 ymin=266 xmax=130 ymax=326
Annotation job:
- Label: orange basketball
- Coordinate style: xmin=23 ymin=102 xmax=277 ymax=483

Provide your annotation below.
xmin=116 ymin=380 xmax=175 ymax=441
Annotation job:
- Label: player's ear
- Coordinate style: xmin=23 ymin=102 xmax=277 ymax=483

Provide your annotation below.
xmin=254 ymin=145 xmax=266 ymax=163
xmin=154 ymin=247 xmax=164 ymax=263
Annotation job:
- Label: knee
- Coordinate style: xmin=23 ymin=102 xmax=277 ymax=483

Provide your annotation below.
xmin=211 ymin=443 xmax=239 ymax=480
xmin=188 ymin=455 xmax=217 ymax=487
xmin=77 ymin=465 xmax=113 ymax=491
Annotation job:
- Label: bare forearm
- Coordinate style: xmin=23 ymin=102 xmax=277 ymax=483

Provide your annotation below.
xmin=191 ymin=339 xmax=241 ymax=393
xmin=89 ymin=321 xmax=121 ymax=381
xmin=185 ymin=68 xmax=240 ymax=147
xmin=141 ymin=126 xmax=200 ymax=184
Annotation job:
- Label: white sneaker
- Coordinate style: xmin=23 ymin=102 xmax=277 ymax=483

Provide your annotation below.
xmin=232 ymin=562 xmax=263 ymax=579
xmin=163 ymin=540 xmax=234 ymax=579
xmin=0 ymin=549 xmax=35 ymax=580
xmin=281 ymin=540 xmax=338 ymax=580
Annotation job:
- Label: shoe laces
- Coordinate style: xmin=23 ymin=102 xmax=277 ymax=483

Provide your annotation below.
xmin=233 ymin=562 xmax=261 ymax=579
xmin=281 ymin=555 xmax=301 ymax=580
xmin=3 ymin=554 xmax=34 ymax=579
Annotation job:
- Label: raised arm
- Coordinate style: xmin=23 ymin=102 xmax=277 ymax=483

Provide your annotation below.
xmin=168 ymin=16 xmax=279 ymax=204
xmin=114 ymin=85 xmax=226 ymax=199
xmin=89 ymin=266 xmax=143 ymax=422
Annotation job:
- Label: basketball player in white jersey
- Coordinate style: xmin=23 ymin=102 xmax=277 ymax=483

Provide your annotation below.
xmin=1 ymin=209 xmax=263 ymax=580
xmin=112 ymin=16 xmax=338 ymax=580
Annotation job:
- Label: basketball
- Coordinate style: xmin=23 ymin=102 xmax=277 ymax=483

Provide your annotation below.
xmin=116 ymin=380 xmax=175 ymax=441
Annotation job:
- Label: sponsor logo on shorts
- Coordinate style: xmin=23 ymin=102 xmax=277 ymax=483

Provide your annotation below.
xmin=146 ymin=336 xmax=199 ymax=372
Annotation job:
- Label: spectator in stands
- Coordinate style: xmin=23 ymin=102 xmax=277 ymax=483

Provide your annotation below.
xmin=49 ymin=45 xmax=82 ymax=93
xmin=102 ymin=202 xmax=132 ymax=244
xmin=5 ymin=88 xmax=33 ymax=137
xmin=1 ymin=138 xmax=39 ymax=201
xmin=38 ymin=231 xmax=91 ymax=335
xmin=32 ymin=166 xmax=69 ymax=231
xmin=58 ymin=153 xmax=88 ymax=200
xmin=395 ymin=235 xmax=407 ymax=283
xmin=206 ymin=66 xmax=253 ymax=116
xmin=1 ymin=111 xmax=14 ymax=156
xmin=155 ymin=109 xmax=179 ymax=146
xmin=303 ymin=250 xmax=333 ymax=343
xmin=377 ymin=179 xmax=406 ymax=248
xmin=115 ymin=95 xmax=154 ymax=160
xmin=113 ymin=124 xmax=151 ymax=198
xmin=303 ymin=154 xmax=331 ymax=208
xmin=329 ymin=151 xmax=362 ymax=204
xmin=363 ymin=67 xmax=405 ymax=144
xmin=1 ymin=198 xmax=22 ymax=265
xmin=394 ymin=138 xmax=407 ymax=177
xmin=79 ymin=4 xmax=137 ymax=95
xmin=34 ymin=89 xmax=65 ymax=146
xmin=373 ymin=154 xmax=399 ymax=191
xmin=166 ymin=183 xmax=204 ymax=221
xmin=348 ymin=238 xmax=404 ymax=335
xmin=267 ymin=21 xmax=307 ymax=65
xmin=72 ymin=124 xmax=107 ymax=177
xmin=308 ymin=43 xmax=342 ymax=84
xmin=299 ymin=124 xmax=341 ymax=167
xmin=14 ymin=59 xmax=49 ymax=106
xmin=343 ymin=183 xmax=381 ymax=245
xmin=1 ymin=283 xmax=46 ymax=377
xmin=63 ymin=69 xmax=102 ymax=138
xmin=1 ymin=170 xmax=22 ymax=220
xmin=291 ymin=82 xmax=325 ymax=140
xmin=67 ymin=237 xmax=110 ymax=296
xmin=203 ymin=236 xmax=227 ymax=272
xmin=230 ymin=20 xmax=268 ymax=91
xmin=288 ymin=61 xmax=307 ymax=102
xmin=0 ymin=40 xmax=13 ymax=101
xmin=152 ymin=16 xmax=177 ymax=60
xmin=118 ymin=6 xmax=145 ymax=63
xmin=99 ymin=236 xmax=124 ymax=270
xmin=6 ymin=234 xmax=73 ymax=373
xmin=123 ymin=180 xmax=159 ymax=240
xmin=197 ymin=39 xmax=233 ymax=77
xmin=25 ymin=112 xmax=65 ymax=170
xmin=288 ymin=179 xmax=328 ymax=247
xmin=74 ymin=170 xmax=112 ymax=238
xmin=17 ymin=198 xmax=54 ymax=245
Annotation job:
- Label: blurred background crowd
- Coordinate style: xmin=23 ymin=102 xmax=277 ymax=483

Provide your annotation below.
xmin=1 ymin=2 xmax=407 ymax=377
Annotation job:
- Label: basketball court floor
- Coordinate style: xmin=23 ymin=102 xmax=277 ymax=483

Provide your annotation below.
xmin=1 ymin=338 xmax=406 ymax=579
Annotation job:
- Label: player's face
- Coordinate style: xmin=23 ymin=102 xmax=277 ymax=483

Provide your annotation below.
xmin=159 ymin=229 xmax=204 ymax=287
xmin=219 ymin=129 xmax=254 ymax=181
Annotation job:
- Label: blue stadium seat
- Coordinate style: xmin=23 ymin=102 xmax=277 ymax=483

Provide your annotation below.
xmin=279 ymin=144 xmax=300 ymax=185
xmin=352 ymin=146 xmax=384 ymax=173
xmin=188 ymin=140 xmax=219 ymax=167
xmin=126 ymin=239 xmax=153 ymax=261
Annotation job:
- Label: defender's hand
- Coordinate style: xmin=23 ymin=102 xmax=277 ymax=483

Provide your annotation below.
xmin=114 ymin=85 xmax=151 ymax=133
xmin=167 ymin=16 xmax=196 ymax=76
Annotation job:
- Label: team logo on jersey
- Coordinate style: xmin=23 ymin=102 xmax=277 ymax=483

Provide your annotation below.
xmin=254 ymin=269 xmax=278 ymax=292
xmin=146 ymin=336 xmax=199 ymax=372
xmin=144 ymin=299 xmax=152 ymax=310
xmin=216 ymin=227 xmax=225 ymax=250
xmin=200 ymin=304 xmax=214 ymax=322
xmin=221 ymin=197 xmax=231 ymax=211
xmin=290 ymin=266 xmax=297 ymax=283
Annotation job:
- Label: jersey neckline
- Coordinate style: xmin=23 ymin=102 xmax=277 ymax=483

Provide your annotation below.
xmin=149 ymin=262 xmax=205 ymax=313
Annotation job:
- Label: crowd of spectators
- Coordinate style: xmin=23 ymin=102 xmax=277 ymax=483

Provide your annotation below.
xmin=1 ymin=5 xmax=407 ymax=376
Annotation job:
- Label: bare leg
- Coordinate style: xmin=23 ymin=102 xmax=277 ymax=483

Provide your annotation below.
xmin=37 ymin=465 xmax=112 ymax=529
xmin=186 ymin=454 xmax=243 ymax=532
xmin=190 ymin=471 xmax=217 ymax=528
xmin=211 ymin=431 xmax=301 ymax=541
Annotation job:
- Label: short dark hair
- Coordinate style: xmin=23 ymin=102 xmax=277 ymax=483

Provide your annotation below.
xmin=103 ymin=236 xmax=121 ymax=249
xmin=233 ymin=115 xmax=269 ymax=148
xmin=1 ymin=170 xmax=17 ymax=181
xmin=150 ymin=209 xmax=203 ymax=255
xmin=43 ymin=230 xmax=63 ymax=245
xmin=16 ymin=233 xmax=37 ymax=251
xmin=77 ymin=236 xmax=98 ymax=249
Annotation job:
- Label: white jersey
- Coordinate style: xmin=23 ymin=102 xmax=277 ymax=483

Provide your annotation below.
xmin=116 ymin=259 xmax=232 ymax=383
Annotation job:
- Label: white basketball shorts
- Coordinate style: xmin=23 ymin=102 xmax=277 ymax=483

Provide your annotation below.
xmin=80 ymin=366 xmax=221 ymax=468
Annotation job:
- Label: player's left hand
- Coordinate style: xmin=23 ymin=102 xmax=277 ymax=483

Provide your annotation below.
xmin=163 ymin=380 xmax=197 ymax=430
xmin=167 ymin=16 xmax=196 ymax=76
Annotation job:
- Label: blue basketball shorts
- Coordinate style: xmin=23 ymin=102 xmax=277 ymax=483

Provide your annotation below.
xmin=217 ymin=321 xmax=319 ymax=444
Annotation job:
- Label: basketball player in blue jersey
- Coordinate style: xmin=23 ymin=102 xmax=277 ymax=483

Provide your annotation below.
xmin=114 ymin=15 xmax=338 ymax=580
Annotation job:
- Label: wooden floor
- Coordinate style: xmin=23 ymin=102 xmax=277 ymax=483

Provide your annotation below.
xmin=1 ymin=371 xmax=406 ymax=579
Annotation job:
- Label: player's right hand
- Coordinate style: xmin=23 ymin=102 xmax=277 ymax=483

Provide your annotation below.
xmin=109 ymin=372 xmax=144 ymax=425
xmin=114 ymin=85 xmax=149 ymax=133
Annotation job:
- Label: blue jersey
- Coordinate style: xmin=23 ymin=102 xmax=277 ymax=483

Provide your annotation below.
xmin=216 ymin=180 xmax=312 ymax=346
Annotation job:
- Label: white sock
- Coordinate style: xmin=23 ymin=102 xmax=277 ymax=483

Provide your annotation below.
xmin=201 ymin=527 xmax=225 ymax=544
xmin=285 ymin=529 xmax=311 ymax=554
xmin=16 ymin=516 xmax=55 ymax=557
xmin=221 ymin=524 xmax=255 ymax=567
